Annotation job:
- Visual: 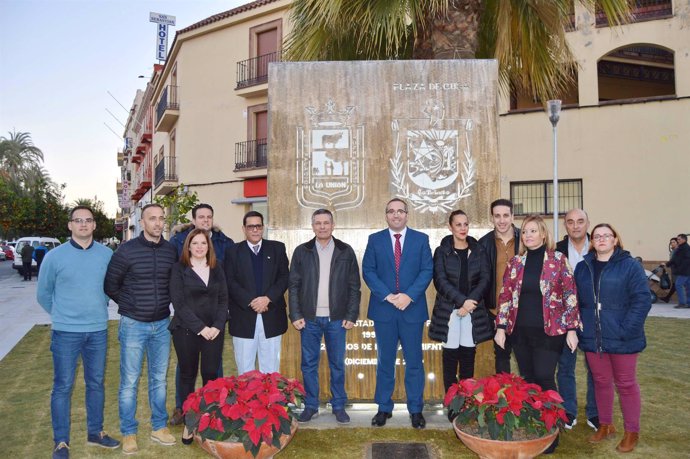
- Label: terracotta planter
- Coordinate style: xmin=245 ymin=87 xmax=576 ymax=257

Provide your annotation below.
xmin=453 ymin=421 xmax=558 ymax=459
xmin=194 ymin=419 xmax=298 ymax=459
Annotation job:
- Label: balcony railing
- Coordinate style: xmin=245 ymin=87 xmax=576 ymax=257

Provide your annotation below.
xmin=596 ymin=0 xmax=672 ymax=26
xmin=235 ymin=139 xmax=267 ymax=170
xmin=155 ymin=156 xmax=177 ymax=188
xmin=236 ymin=51 xmax=281 ymax=89
xmin=156 ymin=85 xmax=179 ymax=131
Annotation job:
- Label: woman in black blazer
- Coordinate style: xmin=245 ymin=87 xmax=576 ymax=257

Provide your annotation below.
xmin=169 ymin=228 xmax=228 ymax=443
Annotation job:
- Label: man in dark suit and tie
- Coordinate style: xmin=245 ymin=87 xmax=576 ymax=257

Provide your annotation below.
xmin=224 ymin=211 xmax=289 ymax=374
xmin=362 ymin=198 xmax=433 ymax=429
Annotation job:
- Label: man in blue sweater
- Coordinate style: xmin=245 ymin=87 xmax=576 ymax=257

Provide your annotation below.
xmin=37 ymin=206 xmax=120 ymax=459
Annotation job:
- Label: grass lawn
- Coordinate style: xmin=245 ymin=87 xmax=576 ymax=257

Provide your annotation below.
xmin=0 ymin=317 xmax=687 ymax=458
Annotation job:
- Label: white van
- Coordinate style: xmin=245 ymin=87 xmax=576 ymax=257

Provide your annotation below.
xmin=13 ymin=236 xmax=62 ymax=275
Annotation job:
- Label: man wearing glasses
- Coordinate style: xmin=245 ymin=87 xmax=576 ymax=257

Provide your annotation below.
xmin=363 ymin=198 xmax=433 ymax=429
xmin=224 ymin=211 xmax=289 ymax=374
xmin=38 ymin=206 xmax=120 ymax=458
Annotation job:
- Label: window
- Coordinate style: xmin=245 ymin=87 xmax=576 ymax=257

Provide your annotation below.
xmin=510 ymin=179 xmax=583 ymax=216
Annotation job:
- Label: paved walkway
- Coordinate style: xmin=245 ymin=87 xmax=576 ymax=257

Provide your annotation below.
xmin=1 ymin=271 xmax=687 ymax=430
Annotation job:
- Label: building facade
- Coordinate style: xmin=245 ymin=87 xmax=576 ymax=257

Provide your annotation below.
xmin=117 ymin=0 xmax=688 ymax=260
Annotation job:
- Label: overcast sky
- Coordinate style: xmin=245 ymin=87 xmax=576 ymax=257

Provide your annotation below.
xmin=0 ymin=0 xmax=248 ymax=216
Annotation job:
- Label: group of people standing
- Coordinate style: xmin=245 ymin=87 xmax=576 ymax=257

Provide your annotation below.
xmin=37 ymin=198 xmax=654 ymax=458
xmin=661 ymin=234 xmax=690 ymax=308
xmin=376 ymin=199 xmax=651 ymax=454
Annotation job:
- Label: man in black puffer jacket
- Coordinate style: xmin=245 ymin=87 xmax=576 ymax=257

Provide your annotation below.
xmin=104 ymin=203 xmax=178 ymax=454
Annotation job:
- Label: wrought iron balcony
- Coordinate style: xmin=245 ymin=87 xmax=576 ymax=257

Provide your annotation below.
xmin=154 ymin=156 xmax=178 ymax=192
xmin=156 ymin=85 xmax=179 ymax=132
xmin=236 ymin=51 xmax=281 ymax=89
xmin=596 ymin=0 xmax=672 ymax=26
xmin=235 ymin=139 xmax=267 ymax=171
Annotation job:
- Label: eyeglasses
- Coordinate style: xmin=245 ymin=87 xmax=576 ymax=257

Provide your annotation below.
xmin=245 ymin=224 xmax=264 ymax=231
xmin=71 ymin=218 xmax=94 ymax=224
xmin=592 ymin=234 xmax=615 ymax=241
xmin=386 ymin=209 xmax=407 ymax=216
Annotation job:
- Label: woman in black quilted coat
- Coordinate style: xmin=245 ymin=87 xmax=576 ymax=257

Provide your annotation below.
xmin=429 ymin=210 xmax=492 ymax=394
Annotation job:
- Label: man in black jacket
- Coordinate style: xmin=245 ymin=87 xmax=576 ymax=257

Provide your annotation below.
xmin=104 ymin=203 xmax=178 ymax=454
xmin=477 ymin=199 xmax=519 ymax=374
xmin=288 ymin=209 xmax=361 ymax=424
xmin=667 ymin=233 xmax=690 ymax=308
xmin=224 ymin=211 xmax=289 ymax=375
xmin=555 ymin=209 xmax=599 ymax=431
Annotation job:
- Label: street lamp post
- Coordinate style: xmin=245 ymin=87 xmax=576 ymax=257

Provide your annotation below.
xmin=547 ymin=100 xmax=562 ymax=241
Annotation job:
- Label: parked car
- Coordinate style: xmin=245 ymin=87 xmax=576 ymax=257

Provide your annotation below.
xmin=12 ymin=237 xmax=61 ymax=275
xmin=1 ymin=245 xmax=14 ymax=261
xmin=0 ymin=250 xmax=5 ymax=261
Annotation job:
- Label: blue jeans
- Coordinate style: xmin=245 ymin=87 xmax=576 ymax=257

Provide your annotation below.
xmin=675 ymin=275 xmax=690 ymax=305
xmin=557 ymin=347 xmax=598 ymax=419
xmin=300 ymin=317 xmax=347 ymax=411
xmin=50 ymin=329 xmax=108 ymax=444
xmin=118 ymin=316 xmax=170 ymax=435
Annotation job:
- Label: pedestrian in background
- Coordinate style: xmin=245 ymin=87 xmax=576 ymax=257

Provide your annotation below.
xmin=34 ymin=242 xmax=48 ymax=277
xmin=21 ymin=242 xmax=34 ymax=281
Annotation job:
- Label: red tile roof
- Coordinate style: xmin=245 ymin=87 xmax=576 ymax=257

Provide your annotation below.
xmin=178 ymin=0 xmax=281 ymax=33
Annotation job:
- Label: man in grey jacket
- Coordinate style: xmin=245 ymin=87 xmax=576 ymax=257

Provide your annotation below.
xmin=288 ymin=209 xmax=361 ymax=424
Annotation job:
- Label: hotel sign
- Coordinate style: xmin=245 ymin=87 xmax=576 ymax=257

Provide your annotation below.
xmin=149 ymin=12 xmax=176 ymax=62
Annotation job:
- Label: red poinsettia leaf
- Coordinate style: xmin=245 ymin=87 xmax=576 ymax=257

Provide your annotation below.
xmin=444 ymin=384 xmax=459 ymax=406
xmin=225 ymin=401 xmax=250 ymax=421
xmin=218 ymin=386 xmax=229 ymax=407
xmin=542 ymin=389 xmax=564 ymax=404
xmin=199 ymin=413 xmax=211 ymax=432
xmin=242 ymin=419 xmax=262 ymax=446
xmin=210 ymin=416 xmax=225 ymax=432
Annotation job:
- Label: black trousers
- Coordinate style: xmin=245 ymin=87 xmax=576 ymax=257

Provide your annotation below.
xmin=489 ymin=311 xmax=512 ymax=374
xmin=511 ymin=329 xmax=565 ymax=392
xmin=172 ymin=328 xmax=224 ymax=408
xmin=23 ymin=261 xmax=32 ymax=280
xmin=442 ymin=345 xmax=476 ymax=393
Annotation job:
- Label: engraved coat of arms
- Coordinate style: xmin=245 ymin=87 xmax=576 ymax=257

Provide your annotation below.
xmin=296 ymin=100 xmax=364 ymax=210
xmin=391 ymin=99 xmax=475 ymax=213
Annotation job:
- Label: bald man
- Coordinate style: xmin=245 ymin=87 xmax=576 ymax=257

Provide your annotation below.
xmin=555 ymin=209 xmax=599 ymax=432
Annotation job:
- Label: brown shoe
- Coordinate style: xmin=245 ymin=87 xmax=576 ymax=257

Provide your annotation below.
xmin=122 ymin=435 xmax=138 ymax=455
xmin=616 ymin=431 xmax=639 ymax=453
xmin=169 ymin=408 xmax=184 ymax=426
xmin=588 ymin=424 xmax=617 ymax=443
xmin=150 ymin=427 xmax=176 ymax=446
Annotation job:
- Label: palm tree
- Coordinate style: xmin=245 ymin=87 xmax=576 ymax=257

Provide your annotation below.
xmin=285 ymin=0 xmax=631 ymax=101
xmin=0 ymin=131 xmax=46 ymax=191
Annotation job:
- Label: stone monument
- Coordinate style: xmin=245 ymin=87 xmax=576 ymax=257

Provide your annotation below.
xmin=269 ymin=60 xmax=500 ymax=401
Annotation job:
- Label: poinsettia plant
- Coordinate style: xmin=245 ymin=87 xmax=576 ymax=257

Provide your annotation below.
xmin=183 ymin=370 xmax=305 ymax=457
xmin=445 ymin=373 xmax=567 ymax=441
